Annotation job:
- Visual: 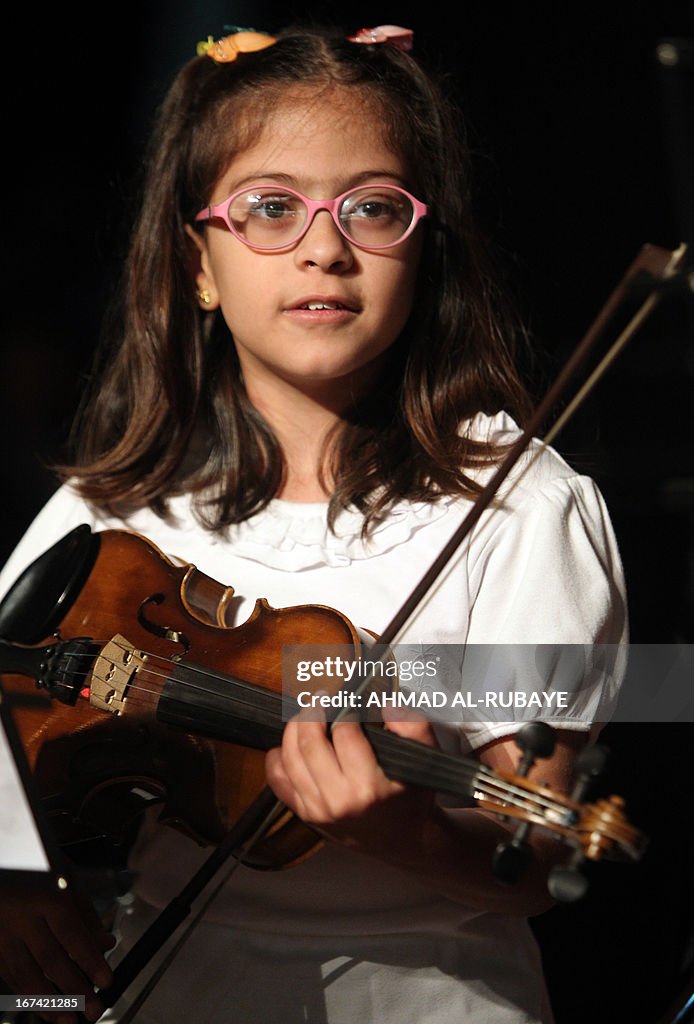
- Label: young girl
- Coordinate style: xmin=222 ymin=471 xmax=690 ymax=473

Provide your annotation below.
xmin=0 ymin=23 xmax=627 ymax=1024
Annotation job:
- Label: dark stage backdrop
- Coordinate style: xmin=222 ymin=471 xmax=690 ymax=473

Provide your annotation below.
xmin=2 ymin=4 xmax=693 ymax=1023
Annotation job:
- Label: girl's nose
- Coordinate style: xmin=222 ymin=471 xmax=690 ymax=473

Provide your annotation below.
xmin=293 ymin=209 xmax=354 ymax=272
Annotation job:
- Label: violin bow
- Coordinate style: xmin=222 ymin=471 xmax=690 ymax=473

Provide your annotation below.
xmin=93 ymin=242 xmax=687 ymax=1022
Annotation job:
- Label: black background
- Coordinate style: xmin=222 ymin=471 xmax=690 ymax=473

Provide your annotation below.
xmin=2 ymin=3 xmax=693 ymax=1022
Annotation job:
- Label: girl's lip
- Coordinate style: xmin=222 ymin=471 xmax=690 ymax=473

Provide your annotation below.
xmin=283 ymin=305 xmax=358 ymax=323
xmin=285 ymin=296 xmax=360 ymax=312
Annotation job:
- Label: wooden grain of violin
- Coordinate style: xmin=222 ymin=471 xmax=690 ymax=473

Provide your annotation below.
xmin=0 ymin=526 xmax=645 ymax=885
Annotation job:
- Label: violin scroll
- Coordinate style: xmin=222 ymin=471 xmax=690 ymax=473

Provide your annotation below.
xmin=488 ymin=724 xmax=646 ymax=899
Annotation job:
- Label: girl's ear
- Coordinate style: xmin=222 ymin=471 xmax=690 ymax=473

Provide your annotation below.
xmin=184 ymin=224 xmax=221 ymax=310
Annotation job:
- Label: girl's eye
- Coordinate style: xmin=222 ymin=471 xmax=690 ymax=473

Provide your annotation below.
xmin=344 ymin=193 xmax=408 ymax=224
xmin=352 ymin=198 xmax=398 ymax=219
xmin=249 ymin=195 xmax=297 ymax=219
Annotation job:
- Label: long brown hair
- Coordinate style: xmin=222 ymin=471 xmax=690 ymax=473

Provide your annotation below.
xmin=64 ymin=25 xmax=532 ymax=533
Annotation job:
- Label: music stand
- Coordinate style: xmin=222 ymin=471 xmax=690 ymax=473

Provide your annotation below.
xmin=0 ymin=683 xmax=67 ymax=889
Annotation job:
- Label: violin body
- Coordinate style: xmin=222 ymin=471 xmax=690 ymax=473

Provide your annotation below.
xmin=0 ymin=526 xmax=361 ymax=864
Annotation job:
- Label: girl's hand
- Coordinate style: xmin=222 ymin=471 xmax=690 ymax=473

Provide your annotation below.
xmin=267 ymin=720 xmax=590 ymax=914
xmin=0 ymin=883 xmax=115 ymax=1024
xmin=265 ymin=712 xmax=437 ymax=856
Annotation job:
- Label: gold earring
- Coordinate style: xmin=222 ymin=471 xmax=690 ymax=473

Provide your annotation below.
xmin=197 ymin=289 xmax=212 ymax=305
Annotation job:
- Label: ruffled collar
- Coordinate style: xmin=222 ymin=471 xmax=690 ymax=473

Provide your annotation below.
xmin=157 ymin=411 xmax=523 ymax=572
xmin=212 ymin=494 xmax=459 ymax=571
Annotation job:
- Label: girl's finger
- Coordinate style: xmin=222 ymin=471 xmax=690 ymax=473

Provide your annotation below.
xmin=382 ymin=714 xmax=437 ymax=746
xmin=285 ymin=717 xmax=341 ymax=809
xmin=329 ymin=720 xmax=394 ymax=791
xmin=265 ymin=745 xmax=310 ymax=819
xmin=265 ymin=717 xmax=333 ymax=817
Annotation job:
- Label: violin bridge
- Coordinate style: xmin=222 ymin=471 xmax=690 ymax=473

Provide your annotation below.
xmin=90 ymin=634 xmax=148 ymax=714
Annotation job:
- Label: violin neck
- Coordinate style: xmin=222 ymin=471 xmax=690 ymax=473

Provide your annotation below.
xmin=157 ymin=663 xmax=288 ymax=751
xmin=364 ymin=725 xmax=483 ymax=799
xmin=156 ymin=663 xmax=484 ymax=802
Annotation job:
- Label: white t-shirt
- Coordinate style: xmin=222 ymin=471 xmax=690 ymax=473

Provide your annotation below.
xmin=0 ymin=412 xmax=627 ymax=1024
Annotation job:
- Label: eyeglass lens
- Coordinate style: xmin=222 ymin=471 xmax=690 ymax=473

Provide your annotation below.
xmin=227 ymin=186 xmax=415 ymax=248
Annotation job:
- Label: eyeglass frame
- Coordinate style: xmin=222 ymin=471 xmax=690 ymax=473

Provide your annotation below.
xmin=194 ymin=183 xmax=429 ymax=251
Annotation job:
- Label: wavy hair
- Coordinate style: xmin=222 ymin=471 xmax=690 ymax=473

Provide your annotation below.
xmin=64 ymin=25 xmax=533 ymax=533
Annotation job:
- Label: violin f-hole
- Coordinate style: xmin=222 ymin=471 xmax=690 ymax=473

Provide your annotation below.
xmin=137 ymin=593 xmax=191 ymax=660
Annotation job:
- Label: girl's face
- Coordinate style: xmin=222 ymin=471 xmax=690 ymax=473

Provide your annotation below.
xmin=190 ymin=89 xmax=423 ymax=407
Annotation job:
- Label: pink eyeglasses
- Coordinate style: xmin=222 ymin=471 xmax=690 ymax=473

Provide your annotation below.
xmin=195 ymin=183 xmax=428 ymax=251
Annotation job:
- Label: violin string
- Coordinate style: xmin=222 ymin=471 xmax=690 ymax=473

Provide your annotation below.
xmin=53 ymin=645 xmax=290 ymax=710
xmin=106 ymin=635 xmax=611 ymax=832
xmin=367 ymin=729 xmax=572 ymax=821
xmin=47 ymin=649 xmax=577 ymax=823
xmin=56 ymin=674 xmax=558 ymax=822
xmin=51 ymin=654 xmax=574 ymax=821
xmin=68 ymin=655 xmax=577 ymax=823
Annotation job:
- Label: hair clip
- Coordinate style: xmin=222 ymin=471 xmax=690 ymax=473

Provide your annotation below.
xmin=197 ymin=29 xmax=277 ymax=63
xmin=347 ymin=25 xmax=414 ymax=51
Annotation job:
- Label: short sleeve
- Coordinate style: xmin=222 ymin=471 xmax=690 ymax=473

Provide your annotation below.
xmin=455 ymin=474 xmax=628 ymax=750
xmin=468 ymin=475 xmax=626 ymax=645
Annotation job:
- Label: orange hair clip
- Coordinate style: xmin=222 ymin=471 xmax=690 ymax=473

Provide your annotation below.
xmin=197 ymin=30 xmax=277 ymax=63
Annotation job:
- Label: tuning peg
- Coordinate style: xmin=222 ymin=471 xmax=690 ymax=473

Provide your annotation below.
xmin=570 ymin=743 xmax=609 ymax=801
xmin=514 ymin=722 xmax=556 ymax=775
xmin=548 ymin=853 xmax=590 ymax=903
xmin=542 ymin=746 xmax=609 ymax=900
xmin=493 ymin=828 xmax=532 ymax=884
xmin=492 ymin=724 xmax=557 ymax=884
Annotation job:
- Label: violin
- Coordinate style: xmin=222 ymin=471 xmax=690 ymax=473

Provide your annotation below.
xmin=0 ymin=524 xmax=645 ymax=888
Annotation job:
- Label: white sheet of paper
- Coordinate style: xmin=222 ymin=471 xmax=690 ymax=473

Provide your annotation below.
xmin=0 ymin=720 xmax=50 ymax=870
